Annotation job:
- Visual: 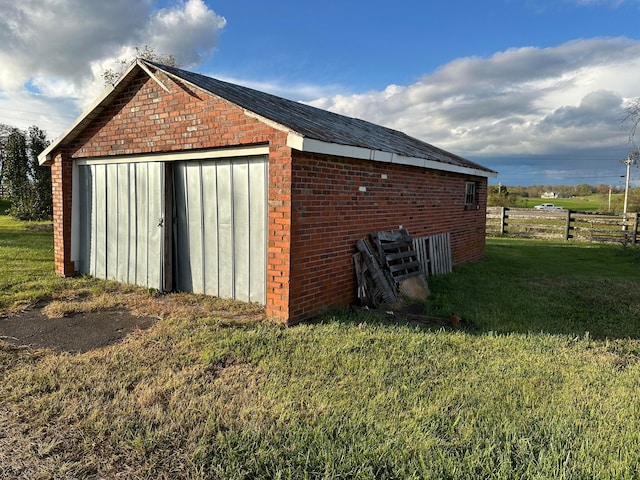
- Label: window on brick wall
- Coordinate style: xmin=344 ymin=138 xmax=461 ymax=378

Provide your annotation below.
xmin=465 ymin=181 xmax=477 ymax=208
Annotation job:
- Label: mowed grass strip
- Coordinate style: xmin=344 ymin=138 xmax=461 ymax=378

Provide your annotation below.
xmin=2 ymin=204 xmax=640 ymax=478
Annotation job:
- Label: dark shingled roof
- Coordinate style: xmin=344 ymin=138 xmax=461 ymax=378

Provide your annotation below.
xmin=147 ymin=61 xmax=494 ymax=174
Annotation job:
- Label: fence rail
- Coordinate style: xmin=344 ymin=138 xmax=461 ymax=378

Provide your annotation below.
xmin=486 ymin=207 xmax=639 ymax=244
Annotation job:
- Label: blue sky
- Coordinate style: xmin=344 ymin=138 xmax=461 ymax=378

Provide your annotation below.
xmin=2 ymin=0 xmax=640 ymax=186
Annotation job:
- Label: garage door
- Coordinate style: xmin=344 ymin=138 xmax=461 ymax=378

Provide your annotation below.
xmin=172 ymin=156 xmax=267 ymax=303
xmin=76 ymin=162 xmax=165 ymax=289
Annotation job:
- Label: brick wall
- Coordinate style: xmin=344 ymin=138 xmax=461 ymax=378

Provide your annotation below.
xmin=50 ymin=152 xmax=75 ymax=276
xmin=67 ymin=71 xmax=282 ymax=158
xmin=287 ymin=152 xmax=487 ymax=322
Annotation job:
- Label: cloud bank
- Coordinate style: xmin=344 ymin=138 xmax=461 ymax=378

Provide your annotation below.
xmin=310 ymin=38 xmax=640 ymax=161
xmin=0 ymin=0 xmax=225 ymax=132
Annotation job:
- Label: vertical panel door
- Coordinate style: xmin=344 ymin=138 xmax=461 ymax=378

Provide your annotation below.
xmin=173 ymin=156 xmax=267 ymax=304
xmin=75 ymin=162 xmax=165 ymax=290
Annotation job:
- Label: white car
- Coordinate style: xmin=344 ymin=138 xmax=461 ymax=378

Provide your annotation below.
xmin=534 ymin=203 xmax=563 ymax=210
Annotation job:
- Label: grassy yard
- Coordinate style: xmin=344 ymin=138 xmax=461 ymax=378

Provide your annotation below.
xmin=2 ymin=203 xmax=640 ymax=478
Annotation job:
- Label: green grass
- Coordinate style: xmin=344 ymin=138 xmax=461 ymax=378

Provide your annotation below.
xmin=428 ymin=237 xmax=640 ymax=339
xmin=514 ymin=194 xmax=623 ymax=212
xmin=2 ymin=203 xmax=640 ymax=478
xmin=0 ymin=199 xmax=117 ymax=313
xmin=0 ymin=198 xmax=59 ymax=310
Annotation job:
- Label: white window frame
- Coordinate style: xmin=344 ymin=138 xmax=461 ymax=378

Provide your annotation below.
xmin=465 ymin=181 xmax=477 ymax=207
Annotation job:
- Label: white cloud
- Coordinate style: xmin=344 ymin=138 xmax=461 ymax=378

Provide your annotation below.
xmin=0 ymin=0 xmax=226 ymax=135
xmin=308 ymin=38 xmax=640 ymax=159
xmin=147 ymin=0 xmax=226 ymax=67
xmin=0 ymin=0 xmax=151 ymax=89
xmin=0 ymin=91 xmax=77 ymax=138
xmin=569 ymin=0 xmax=627 ymax=5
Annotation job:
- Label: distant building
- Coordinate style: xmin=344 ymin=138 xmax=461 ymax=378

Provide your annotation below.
xmin=541 ymin=192 xmax=559 ymax=199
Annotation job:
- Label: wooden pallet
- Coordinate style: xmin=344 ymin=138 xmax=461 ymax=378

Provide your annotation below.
xmin=370 ymin=229 xmax=423 ymax=283
xmin=355 ymin=238 xmax=397 ymax=307
xmin=411 ymin=233 xmax=452 ymax=276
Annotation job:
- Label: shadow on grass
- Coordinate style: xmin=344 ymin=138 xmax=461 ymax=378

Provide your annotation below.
xmin=307 ymin=306 xmax=468 ymax=334
xmin=314 ymin=238 xmax=640 ymax=341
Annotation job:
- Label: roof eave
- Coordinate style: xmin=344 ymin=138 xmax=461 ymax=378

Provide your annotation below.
xmin=286 ymin=133 xmax=497 ymax=179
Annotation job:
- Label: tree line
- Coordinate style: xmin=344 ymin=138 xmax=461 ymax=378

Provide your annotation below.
xmin=0 ymin=124 xmax=52 ymax=220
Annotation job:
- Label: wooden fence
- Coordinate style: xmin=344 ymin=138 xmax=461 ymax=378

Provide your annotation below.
xmin=486 ymin=207 xmax=639 ymax=244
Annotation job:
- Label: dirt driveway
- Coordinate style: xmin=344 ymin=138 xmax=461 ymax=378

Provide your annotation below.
xmin=0 ymin=304 xmax=158 ymax=353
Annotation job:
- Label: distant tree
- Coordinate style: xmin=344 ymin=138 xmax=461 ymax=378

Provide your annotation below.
xmin=527 ymin=185 xmax=545 ymax=198
xmin=488 ymin=185 xmax=517 ymax=207
xmin=574 ymin=184 xmax=594 ymax=197
xmin=507 ymin=186 xmax=530 ymax=198
xmin=28 ymin=126 xmax=52 ymax=218
xmin=4 ymin=128 xmax=30 ymax=215
xmin=0 ymin=123 xmax=14 ymax=195
xmin=103 ymin=45 xmax=178 ymax=86
xmin=491 ymin=184 xmax=609 ymax=201
xmin=624 ymin=99 xmax=640 ymax=147
xmin=3 ymin=126 xmax=51 ymax=220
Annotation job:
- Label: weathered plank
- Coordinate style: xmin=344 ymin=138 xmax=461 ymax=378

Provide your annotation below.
xmin=355 ymin=238 xmax=397 ymax=307
xmin=428 ymin=233 xmax=453 ymax=275
xmin=412 ymin=236 xmax=430 ymax=277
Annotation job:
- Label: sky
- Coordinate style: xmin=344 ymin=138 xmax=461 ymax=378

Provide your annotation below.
xmin=2 ymin=0 xmax=640 ymax=187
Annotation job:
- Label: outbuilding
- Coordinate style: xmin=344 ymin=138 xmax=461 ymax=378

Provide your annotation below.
xmin=39 ymin=60 xmax=496 ymax=324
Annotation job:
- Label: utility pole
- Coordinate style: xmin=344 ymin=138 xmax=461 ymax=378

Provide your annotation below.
xmin=622 ymin=153 xmax=637 ymax=216
xmin=621 ymin=151 xmax=637 ymax=232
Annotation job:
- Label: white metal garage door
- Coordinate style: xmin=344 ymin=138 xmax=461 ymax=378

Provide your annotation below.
xmin=172 ymin=156 xmax=267 ymax=304
xmin=76 ymin=162 xmax=165 ymax=289
xmin=74 ymin=153 xmax=267 ymax=304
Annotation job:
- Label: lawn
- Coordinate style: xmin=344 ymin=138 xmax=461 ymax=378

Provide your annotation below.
xmin=514 ymin=194 xmax=623 ymax=212
xmin=2 ymin=204 xmax=640 ymax=479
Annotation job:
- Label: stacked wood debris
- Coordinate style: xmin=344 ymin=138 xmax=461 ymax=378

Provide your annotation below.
xmin=354 ymin=229 xmax=429 ymax=308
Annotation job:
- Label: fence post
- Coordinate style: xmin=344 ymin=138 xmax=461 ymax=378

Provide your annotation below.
xmin=564 ymin=210 xmax=572 ymax=241
xmin=633 ymin=212 xmax=639 ymax=245
xmin=500 ymin=207 xmax=507 ymax=235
